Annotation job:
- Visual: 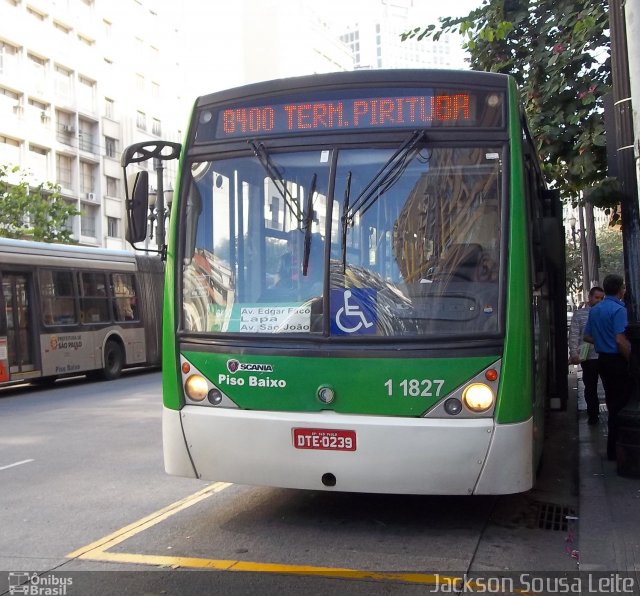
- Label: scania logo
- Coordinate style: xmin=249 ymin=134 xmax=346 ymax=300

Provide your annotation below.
xmin=226 ymin=359 xmax=274 ymax=374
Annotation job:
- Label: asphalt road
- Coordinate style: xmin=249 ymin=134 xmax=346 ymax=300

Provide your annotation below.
xmin=0 ymin=370 xmax=580 ymax=595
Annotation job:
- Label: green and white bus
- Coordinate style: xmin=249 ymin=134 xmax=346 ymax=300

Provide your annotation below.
xmin=0 ymin=238 xmax=163 ymax=386
xmin=124 ymin=70 xmax=567 ymax=495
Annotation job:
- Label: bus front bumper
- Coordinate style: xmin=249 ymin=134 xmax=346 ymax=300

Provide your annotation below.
xmin=163 ymin=406 xmax=533 ymax=495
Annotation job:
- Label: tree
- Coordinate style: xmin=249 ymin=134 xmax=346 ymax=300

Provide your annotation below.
xmin=565 ymin=224 xmax=623 ymax=305
xmin=596 ymin=225 xmax=624 ymax=280
xmin=0 ymin=164 xmax=79 ymax=243
xmin=402 ymin=0 xmax=612 ymax=206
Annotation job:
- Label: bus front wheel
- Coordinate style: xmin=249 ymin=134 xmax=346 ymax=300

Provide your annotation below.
xmin=101 ymin=340 xmax=124 ymax=381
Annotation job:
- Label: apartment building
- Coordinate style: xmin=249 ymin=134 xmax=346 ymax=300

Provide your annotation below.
xmin=337 ymin=0 xmax=469 ymax=71
xmin=0 ymin=0 xmax=182 ymax=249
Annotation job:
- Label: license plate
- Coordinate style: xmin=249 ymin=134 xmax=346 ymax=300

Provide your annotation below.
xmin=292 ymin=428 xmax=356 ymax=451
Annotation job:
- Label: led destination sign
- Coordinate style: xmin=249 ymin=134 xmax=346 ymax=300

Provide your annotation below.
xmin=197 ymin=88 xmax=503 ymax=141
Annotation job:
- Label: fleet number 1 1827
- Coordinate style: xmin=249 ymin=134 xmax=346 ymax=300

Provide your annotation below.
xmin=384 ymin=378 xmax=445 ymax=397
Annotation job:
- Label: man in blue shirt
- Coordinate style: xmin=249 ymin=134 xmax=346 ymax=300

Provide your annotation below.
xmin=584 ymin=274 xmax=633 ymax=460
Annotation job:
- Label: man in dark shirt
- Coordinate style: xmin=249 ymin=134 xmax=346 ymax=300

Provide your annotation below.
xmin=584 ymin=274 xmax=633 ymax=460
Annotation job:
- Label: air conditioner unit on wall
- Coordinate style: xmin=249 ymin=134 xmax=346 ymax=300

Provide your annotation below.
xmin=86 ymin=192 xmax=96 ymax=201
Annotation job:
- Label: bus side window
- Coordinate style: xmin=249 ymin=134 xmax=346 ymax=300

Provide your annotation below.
xmin=80 ymin=272 xmax=109 ymax=323
xmin=112 ymin=273 xmax=138 ymax=321
xmin=39 ymin=269 xmax=77 ymax=325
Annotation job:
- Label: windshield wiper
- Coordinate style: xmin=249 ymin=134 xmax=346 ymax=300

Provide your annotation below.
xmin=340 ymin=171 xmax=352 ymax=273
xmin=302 ymin=173 xmax=317 ymax=277
xmin=249 ymin=140 xmax=302 ymax=221
xmin=344 ymin=130 xmax=427 ymax=224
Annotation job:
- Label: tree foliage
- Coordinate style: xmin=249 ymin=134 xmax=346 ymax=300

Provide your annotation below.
xmin=402 ymin=0 xmax=611 ymax=205
xmin=565 ymin=225 xmax=623 ymax=303
xmin=596 ymin=225 xmax=624 ymax=280
xmin=0 ymin=164 xmax=80 ymax=243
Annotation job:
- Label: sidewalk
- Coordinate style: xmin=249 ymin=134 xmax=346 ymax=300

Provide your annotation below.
xmin=573 ymin=366 xmax=640 ymax=575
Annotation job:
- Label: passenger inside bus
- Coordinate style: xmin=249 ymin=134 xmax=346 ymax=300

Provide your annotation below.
xmin=113 ymin=274 xmax=138 ymax=321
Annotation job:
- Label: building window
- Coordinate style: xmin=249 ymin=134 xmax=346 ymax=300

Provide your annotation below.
xmin=104 ymin=97 xmax=114 ymax=119
xmin=27 ymin=53 xmax=47 ymax=94
xmin=54 ymin=64 xmax=73 ymax=100
xmin=28 ymin=145 xmax=48 ymax=181
xmin=81 ymin=205 xmax=97 ymax=237
xmin=0 ymin=135 xmax=20 ymax=165
xmin=107 ymin=216 xmax=119 ymax=238
xmin=105 ymin=137 xmax=117 ymax=158
xmin=56 ymin=153 xmax=73 ymax=189
xmin=78 ymin=75 xmax=95 ymax=110
xmin=152 ymin=118 xmax=161 ymax=136
xmin=79 ymin=160 xmax=96 ymax=194
xmin=78 ymin=120 xmax=96 ymax=153
xmin=106 ymin=175 xmax=118 ymax=196
xmin=136 ymin=110 xmax=146 ymax=131
xmin=0 ymin=41 xmax=19 ymax=76
xmin=56 ymin=111 xmax=75 ymax=145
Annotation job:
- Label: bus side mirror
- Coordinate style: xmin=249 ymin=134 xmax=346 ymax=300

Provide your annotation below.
xmin=127 ymin=170 xmax=150 ymax=244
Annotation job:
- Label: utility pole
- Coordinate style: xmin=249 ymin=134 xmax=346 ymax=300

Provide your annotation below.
xmin=609 ymin=0 xmax=640 ymax=477
xmin=584 ymin=198 xmax=600 ymax=288
xmin=578 ymin=203 xmax=590 ymax=303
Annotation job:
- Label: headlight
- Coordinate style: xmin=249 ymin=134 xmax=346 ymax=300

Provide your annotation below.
xmin=185 ymin=374 xmax=208 ymax=401
xmin=462 ymin=383 xmax=494 ymax=412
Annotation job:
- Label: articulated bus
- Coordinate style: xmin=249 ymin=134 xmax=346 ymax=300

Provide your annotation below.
xmin=0 ymin=238 xmax=163 ymax=386
xmin=123 ymin=70 xmax=567 ymax=495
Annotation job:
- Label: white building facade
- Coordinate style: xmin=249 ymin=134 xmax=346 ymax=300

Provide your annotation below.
xmin=0 ymin=0 xmax=182 ymax=249
xmin=0 ymin=0 xmax=357 ymax=248
xmin=1 ymin=0 xmax=469 ymax=250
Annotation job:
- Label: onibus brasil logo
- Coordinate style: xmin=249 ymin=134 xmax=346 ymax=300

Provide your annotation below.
xmin=8 ymin=572 xmax=72 ymax=595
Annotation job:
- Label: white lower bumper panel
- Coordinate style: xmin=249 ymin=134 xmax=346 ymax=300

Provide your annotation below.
xmin=164 ymin=406 xmax=533 ymax=495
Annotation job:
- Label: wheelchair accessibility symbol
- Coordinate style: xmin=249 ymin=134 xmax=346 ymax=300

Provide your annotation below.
xmin=331 ymin=288 xmax=377 ymax=335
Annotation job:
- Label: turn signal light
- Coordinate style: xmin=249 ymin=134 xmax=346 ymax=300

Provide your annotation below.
xmin=485 ymin=368 xmax=498 ymax=382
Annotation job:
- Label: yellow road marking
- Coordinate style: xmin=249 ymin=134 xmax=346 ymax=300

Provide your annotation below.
xmin=66 ymin=482 xmax=231 ymax=558
xmin=66 ymin=482 xmax=500 ymax=588
xmin=84 ymin=550 xmax=456 ymax=584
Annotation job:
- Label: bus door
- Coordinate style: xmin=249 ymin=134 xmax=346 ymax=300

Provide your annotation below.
xmin=1 ymin=273 xmax=36 ymax=376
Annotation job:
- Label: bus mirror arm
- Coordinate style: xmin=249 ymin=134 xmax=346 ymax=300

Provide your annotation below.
xmin=121 ymin=141 xmax=182 ymax=168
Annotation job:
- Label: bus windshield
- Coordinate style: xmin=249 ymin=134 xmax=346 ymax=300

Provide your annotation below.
xmin=181 ymin=143 xmax=503 ymax=338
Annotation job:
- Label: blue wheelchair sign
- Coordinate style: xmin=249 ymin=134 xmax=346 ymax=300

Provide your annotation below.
xmin=330 ymin=288 xmax=377 ymax=335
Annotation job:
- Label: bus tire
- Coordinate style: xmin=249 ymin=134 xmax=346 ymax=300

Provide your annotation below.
xmin=101 ymin=340 xmax=125 ymax=381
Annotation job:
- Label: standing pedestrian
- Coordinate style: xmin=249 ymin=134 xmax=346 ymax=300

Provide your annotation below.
xmin=569 ymin=286 xmax=605 ymax=425
xmin=584 ymin=274 xmax=633 ymax=461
